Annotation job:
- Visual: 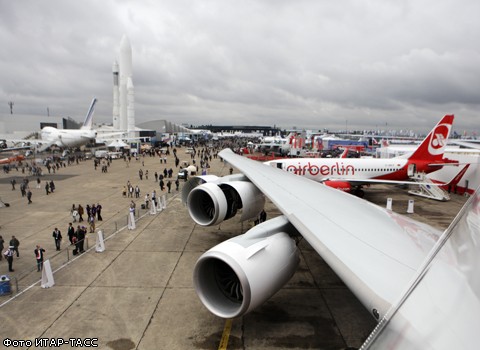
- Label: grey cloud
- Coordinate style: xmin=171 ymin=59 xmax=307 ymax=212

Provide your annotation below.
xmin=0 ymin=0 xmax=479 ymax=134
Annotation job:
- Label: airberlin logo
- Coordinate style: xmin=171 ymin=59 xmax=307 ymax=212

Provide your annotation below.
xmin=428 ymin=123 xmax=451 ymax=155
xmin=286 ymin=161 xmax=355 ymax=176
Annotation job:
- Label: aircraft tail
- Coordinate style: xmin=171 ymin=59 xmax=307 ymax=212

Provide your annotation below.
xmin=80 ymin=98 xmax=97 ymax=130
xmin=408 ymin=115 xmax=454 ymax=162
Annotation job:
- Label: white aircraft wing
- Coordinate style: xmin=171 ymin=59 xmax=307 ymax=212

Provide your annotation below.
xmin=0 ymin=145 xmax=32 ymax=153
xmin=363 ymin=187 xmax=480 ymax=349
xmin=2 ymin=138 xmax=50 ymax=151
xmin=219 ymin=148 xmax=441 ymax=319
xmin=451 ymin=139 xmax=480 ymax=150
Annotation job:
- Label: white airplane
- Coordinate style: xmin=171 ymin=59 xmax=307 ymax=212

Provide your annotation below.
xmin=256 ymin=132 xmax=300 ymax=155
xmin=265 ymin=115 xmax=455 ymax=196
xmin=4 ymin=98 xmax=98 ymax=152
xmin=38 ymin=98 xmax=97 ymax=150
xmin=182 ymin=148 xmax=480 ymax=349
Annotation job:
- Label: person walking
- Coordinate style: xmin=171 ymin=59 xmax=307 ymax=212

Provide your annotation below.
xmin=144 ymin=193 xmax=150 ymax=209
xmin=78 ymin=204 xmax=84 ymax=222
xmin=67 ymin=223 xmax=75 ymax=245
xmin=49 ymin=180 xmax=55 ymax=193
xmin=27 ymin=189 xmax=32 ymax=204
xmin=77 ymin=226 xmax=86 ymax=253
xmin=34 ymin=245 xmax=45 ymax=271
xmin=96 ymin=203 xmax=103 ymax=221
xmin=9 ymin=235 xmax=20 ymax=257
xmin=88 ymin=215 xmax=95 ymax=233
xmin=52 ymin=227 xmax=62 ymax=251
xmin=4 ymin=246 xmax=14 ymax=272
xmin=71 ymin=206 xmax=78 ymax=222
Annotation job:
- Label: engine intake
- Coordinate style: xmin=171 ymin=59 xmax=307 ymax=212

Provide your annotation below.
xmin=193 ymin=216 xmax=299 ymax=318
xmin=186 ymin=180 xmax=265 ymax=226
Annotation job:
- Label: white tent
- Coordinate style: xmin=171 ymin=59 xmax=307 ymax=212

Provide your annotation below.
xmin=107 ymin=140 xmax=129 ymax=149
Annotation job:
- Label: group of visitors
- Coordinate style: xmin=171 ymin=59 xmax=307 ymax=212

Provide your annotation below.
xmin=71 ymin=203 xmax=102 ymax=233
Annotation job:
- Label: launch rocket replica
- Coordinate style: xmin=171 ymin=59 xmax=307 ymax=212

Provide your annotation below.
xmin=112 ymin=35 xmax=135 ymax=136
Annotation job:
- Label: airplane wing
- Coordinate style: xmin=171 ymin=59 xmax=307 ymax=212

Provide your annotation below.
xmin=216 ymin=149 xmax=441 ymax=319
xmin=1 ymin=138 xmax=48 ymax=150
xmin=0 ymin=145 xmax=32 ymax=153
xmin=363 ymin=182 xmax=480 ymax=349
xmin=451 ymin=139 xmax=480 ymax=150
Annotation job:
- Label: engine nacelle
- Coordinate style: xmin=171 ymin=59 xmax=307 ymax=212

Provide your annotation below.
xmin=193 ymin=216 xmax=300 ymax=318
xmin=181 ymin=175 xmax=221 ymax=204
xmin=185 ymin=176 xmax=265 ymax=226
xmin=324 ymin=180 xmax=352 ymax=192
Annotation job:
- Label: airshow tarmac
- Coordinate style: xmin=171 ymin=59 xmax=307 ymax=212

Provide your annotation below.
xmin=0 ymin=150 xmax=468 ymax=350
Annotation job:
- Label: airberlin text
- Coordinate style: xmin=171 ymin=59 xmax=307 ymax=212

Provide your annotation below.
xmin=286 ymin=162 xmax=355 ymax=176
xmin=3 ymin=337 xmax=98 ymax=347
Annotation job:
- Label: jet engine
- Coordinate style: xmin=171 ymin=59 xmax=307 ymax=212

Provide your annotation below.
xmin=183 ymin=175 xmax=265 ymax=226
xmin=193 ymin=216 xmax=300 ymax=318
xmin=323 ymin=180 xmax=352 ymax=192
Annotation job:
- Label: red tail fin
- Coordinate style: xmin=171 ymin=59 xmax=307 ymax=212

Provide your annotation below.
xmin=409 ymin=115 xmax=454 ymax=161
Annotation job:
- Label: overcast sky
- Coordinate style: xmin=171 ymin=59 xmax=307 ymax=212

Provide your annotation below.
xmin=1 ymin=0 xmax=479 ymax=134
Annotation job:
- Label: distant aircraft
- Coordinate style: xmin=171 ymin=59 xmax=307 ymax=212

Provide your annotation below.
xmin=0 ymin=154 xmax=25 ymax=165
xmin=182 ymin=148 xmax=480 ymax=348
xmin=256 ymin=132 xmax=300 ymax=155
xmin=37 ymin=98 xmax=97 ymax=150
xmin=265 ymin=115 xmax=455 ymax=196
xmin=5 ymin=98 xmax=97 ymax=152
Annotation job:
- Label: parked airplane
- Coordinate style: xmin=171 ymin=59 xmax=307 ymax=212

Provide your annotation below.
xmin=182 ymin=148 xmax=480 ymax=348
xmin=265 ymin=115 xmax=455 ymax=196
xmin=37 ymin=98 xmax=97 ymax=150
xmin=0 ymin=154 xmax=25 ymax=165
xmin=5 ymin=98 xmax=97 ymax=152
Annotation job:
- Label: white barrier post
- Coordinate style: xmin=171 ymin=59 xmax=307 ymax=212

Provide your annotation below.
xmin=96 ymin=230 xmax=105 ymax=252
xmin=407 ymin=199 xmax=415 ymax=214
xmin=41 ymin=260 xmax=55 ymax=288
xmin=386 ymin=198 xmax=393 ymax=210
xmin=150 ymin=200 xmax=157 ymax=215
xmin=161 ymin=194 xmax=167 ymax=209
xmin=157 ymin=197 xmax=162 ymax=212
xmin=128 ymin=209 xmax=136 ymax=230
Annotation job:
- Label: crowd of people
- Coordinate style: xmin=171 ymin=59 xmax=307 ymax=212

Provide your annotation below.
xmin=1 ymin=142 xmax=230 ymax=278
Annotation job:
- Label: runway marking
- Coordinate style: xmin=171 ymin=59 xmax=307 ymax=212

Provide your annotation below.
xmin=218 ymin=318 xmax=232 ymax=350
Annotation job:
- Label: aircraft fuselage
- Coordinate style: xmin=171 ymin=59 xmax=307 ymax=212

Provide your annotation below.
xmin=41 ymin=127 xmax=96 ymax=148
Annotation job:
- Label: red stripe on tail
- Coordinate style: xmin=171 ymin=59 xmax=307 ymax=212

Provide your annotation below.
xmin=409 ymin=115 xmax=454 ymax=162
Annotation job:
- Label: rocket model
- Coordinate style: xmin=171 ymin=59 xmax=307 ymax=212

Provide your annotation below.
xmin=112 ymin=60 xmax=120 ymax=130
xmin=112 ymin=35 xmax=135 ymax=137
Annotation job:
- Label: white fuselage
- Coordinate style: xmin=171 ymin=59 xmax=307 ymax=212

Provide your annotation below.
xmin=41 ymin=127 xmax=96 ymax=148
xmin=267 ymin=157 xmax=413 ymax=182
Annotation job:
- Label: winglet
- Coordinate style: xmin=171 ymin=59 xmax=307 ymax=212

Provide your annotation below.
xmin=408 ymin=115 xmax=454 ymax=162
xmin=81 ymin=98 xmax=97 ymax=130
xmin=447 ymin=163 xmax=470 ymax=187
